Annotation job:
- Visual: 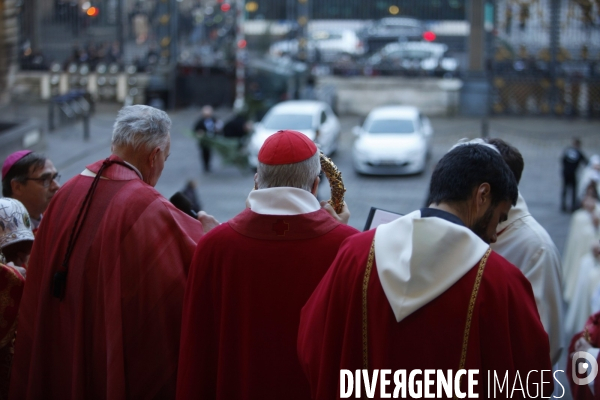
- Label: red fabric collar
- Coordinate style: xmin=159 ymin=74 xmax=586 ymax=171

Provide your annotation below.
xmin=85 ymin=155 xmax=141 ymax=181
xmin=228 ymin=208 xmax=340 ymax=241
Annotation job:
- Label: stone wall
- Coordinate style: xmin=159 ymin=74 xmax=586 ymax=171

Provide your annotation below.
xmin=318 ymin=76 xmax=463 ymax=117
xmin=13 ymin=71 xmax=151 ymax=104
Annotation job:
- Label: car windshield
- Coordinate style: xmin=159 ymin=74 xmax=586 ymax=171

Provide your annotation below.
xmin=398 ymin=49 xmax=435 ymax=59
xmin=366 ymin=119 xmax=415 ymax=134
xmin=262 ymin=113 xmax=313 ymax=130
xmin=311 ymin=31 xmax=343 ymax=41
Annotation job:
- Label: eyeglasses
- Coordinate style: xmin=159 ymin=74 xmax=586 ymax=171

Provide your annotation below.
xmin=24 ymin=173 xmax=61 ymax=188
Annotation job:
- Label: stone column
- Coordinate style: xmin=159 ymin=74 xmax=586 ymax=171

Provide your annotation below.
xmin=0 ymin=0 xmax=19 ymax=107
xmin=460 ymin=0 xmax=490 ymax=116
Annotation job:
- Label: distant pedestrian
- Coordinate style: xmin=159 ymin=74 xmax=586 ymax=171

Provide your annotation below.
xmin=193 ymin=106 xmax=222 ymax=173
xmin=562 ymin=138 xmax=587 ymax=212
xmin=222 ymin=113 xmax=250 ymax=142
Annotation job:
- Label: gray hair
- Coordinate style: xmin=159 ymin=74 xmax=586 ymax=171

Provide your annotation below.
xmin=112 ymin=105 xmax=171 ymax=152
xmin=256 ymin=151 xmax=321 ymax=191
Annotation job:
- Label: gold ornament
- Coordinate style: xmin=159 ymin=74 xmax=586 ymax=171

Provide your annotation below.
xmin=319 ymin=153 xmax=346 ymax=214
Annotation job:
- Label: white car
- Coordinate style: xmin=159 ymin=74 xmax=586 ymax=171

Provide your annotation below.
xmin=269 ymin=29 xmax=365 ymax=62
xmin=352 ymin=106 xmax=433 ymax=175
xmin=247 ymin=100 xmax=341 ymax=168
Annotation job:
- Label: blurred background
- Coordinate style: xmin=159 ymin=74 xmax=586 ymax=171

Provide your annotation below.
xmin=1 ymin=0 xmax=599 ymax=117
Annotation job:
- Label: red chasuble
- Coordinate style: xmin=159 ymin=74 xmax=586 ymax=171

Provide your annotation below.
xmin=298 ymin=229 xmax=553 ymax=400
xmin=567 ymin=311 xmax=600 ymax=400
xmin=176 ymin=208 xmax=358 ymax=400
xmin=10 ymin=157 xmax=204 ymax=400
xmin=0 ymin=264 xmax=24 ymax=400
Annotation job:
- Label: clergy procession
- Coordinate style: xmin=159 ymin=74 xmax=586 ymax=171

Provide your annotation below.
xmin=0 ymin=103 xmax=596 ymax=399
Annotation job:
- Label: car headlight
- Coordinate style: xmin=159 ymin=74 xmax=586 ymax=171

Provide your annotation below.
xmin=441 ymin=58 xmax=458 ymax=71
xmin=421 ymin=58 xmax=438 ymax=71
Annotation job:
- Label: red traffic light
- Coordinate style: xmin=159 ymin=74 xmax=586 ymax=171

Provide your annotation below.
xmin=237 ymin=39 xmax=247 ymax=49
xmin=423 ymin=31 xmax=436 ymax=42
xmin=220 ymin=3 xmax=231 ymax=12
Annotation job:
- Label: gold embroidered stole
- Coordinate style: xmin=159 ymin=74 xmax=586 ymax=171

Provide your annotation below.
xmin=361 ymin=238 xmax=492 ymax=398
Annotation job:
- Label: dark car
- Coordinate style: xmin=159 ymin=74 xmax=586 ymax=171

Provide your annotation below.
xmin=365 ymin=41 xmax=459 ymax=77
xmin=360 ymin=17 xmax=425 ymax=53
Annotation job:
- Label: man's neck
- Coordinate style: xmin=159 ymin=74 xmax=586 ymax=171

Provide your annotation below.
xmin=428 ymin=203 xmax=469 ymax=226
xmin=31 ymin=214 xmax=42 ymax=229
xmin=111 ymin=149 xmax=145 ymax=180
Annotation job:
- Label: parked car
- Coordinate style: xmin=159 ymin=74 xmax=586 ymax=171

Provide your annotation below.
xmin=269 ymin=29 xmax=365 ymax=63
xmin=352 ymin=105 xmax=433 ymax=175
xmin=360 ymin=17 xmax=425 ymax=53
xmin=247 ymin=100 xmax=341 ymax=168
xmin=366 ymin=41 xmax=458 ymax=77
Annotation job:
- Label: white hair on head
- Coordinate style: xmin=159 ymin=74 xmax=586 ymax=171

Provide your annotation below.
xmin=112 ymin=105 xmax=171 ymax=152
xmin=256 ymin=151 xmax=320 ymax=192
xmin=449 ymin=137 xmax=501 ymax=154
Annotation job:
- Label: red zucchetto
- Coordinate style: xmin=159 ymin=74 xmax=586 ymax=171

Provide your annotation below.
xmin=258 ymin=130 xmax=317 ymax=165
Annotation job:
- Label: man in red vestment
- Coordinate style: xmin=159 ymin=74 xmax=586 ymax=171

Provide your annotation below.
xmin=176 ymin=130 xmax=358 ymax=400
xmin=298 ymin=144 xmax=553 ymax=399
xmin=10 ymin=105 xmax=219 ymax=400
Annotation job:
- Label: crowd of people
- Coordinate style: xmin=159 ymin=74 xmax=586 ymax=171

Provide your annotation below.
xmin=560 ymin=136 xmax=600 ymax=400
xmin=0 ymin=104 xmax=598 ymax=398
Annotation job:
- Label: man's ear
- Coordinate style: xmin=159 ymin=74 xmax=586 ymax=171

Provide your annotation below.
xmin=10 ymin=179 xmax=24 ymax=196
xmin=311 ymin=176 xmax=320 ymax=196
xmin=475 ymin=183 xmax=492 ymax=212
xmin=148 ymin=147 xmax=161 ymax=167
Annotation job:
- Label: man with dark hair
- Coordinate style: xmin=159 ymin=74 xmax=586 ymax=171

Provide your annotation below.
xmin=485 ymin=138 xmax=564 ymax=366
xmin=177 ymin=130 xmax=357 ymax=400
xmin=486 ymin=138 xmax=524 ymax=183
xmin=2 ymin=151 xmax=61 ymax=231
xmin=298 ymin=144 xmax=552 ymax=399
xmin=562 ymin=138 xmax=587 ymax=212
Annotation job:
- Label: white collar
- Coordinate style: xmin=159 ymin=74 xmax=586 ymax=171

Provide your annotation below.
xmin=122 ymin=161 xmax=143 ymax=179
xmin=247 ymin=187 xmax=321 ymax=215
xmin=496 ymin=192 xmax=530 ymax=233
xmin=374 ymin=210 xmax=489 ymax=322
xmin=80 ymin=161 xmax=143 ymax=180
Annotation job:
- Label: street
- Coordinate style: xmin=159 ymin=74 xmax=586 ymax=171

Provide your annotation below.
xmin=38 ymin=103 xmax=600 ymax=255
